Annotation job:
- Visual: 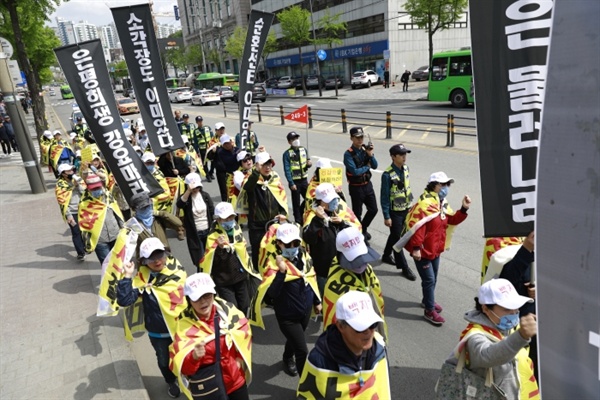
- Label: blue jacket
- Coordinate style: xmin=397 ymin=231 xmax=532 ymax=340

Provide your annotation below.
xmin=117 ymin=274 xmax=169 ymax=336
xmin=343 ymin=145 xmax=378 ymax=176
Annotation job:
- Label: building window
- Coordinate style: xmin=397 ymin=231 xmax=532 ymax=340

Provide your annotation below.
xmin=397 ymin=11 xmax=469 ymax=30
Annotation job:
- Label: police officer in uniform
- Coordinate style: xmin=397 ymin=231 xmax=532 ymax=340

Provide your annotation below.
xmin=380 ymin=143 xmax=417 ymax=281
xmin=179 ymin=113 xmax=193 ymax=138
xmin=235 ymin=121 xmax=260 ymax=160
xmin=193 ymin=116 xmax=213 ymax=182
xmin=343 ymin=126 xmax=378 ymax=243
xmin=283 ymin=131 xmax=312 ymax=224
xmin=73 ymin=117 xmax=86 ymax=138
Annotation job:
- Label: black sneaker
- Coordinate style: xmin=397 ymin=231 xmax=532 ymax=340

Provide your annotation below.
xmin=364 ymin=232 xmax=372 ymax=241
xmin=402 ymin=266 xmax=417 ymax=281
xmin=77 ymin=254 xmax=85 ymax=261
xmin=167 ymin=381 xmax=180 ymax=398
xmin=381 ymin=254 xmax=395 ymax=265
xmin=283 ymin=358 xmax=298 ymax=376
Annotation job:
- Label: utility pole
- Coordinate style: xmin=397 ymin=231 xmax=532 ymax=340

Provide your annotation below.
xmin=309 ymin=0 xmax=323 ymax=97
xmin=0 ymin=52 xmax=47 ymax=193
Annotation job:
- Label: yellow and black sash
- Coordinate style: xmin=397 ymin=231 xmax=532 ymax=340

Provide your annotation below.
xmin=78 ymin=190 xmax=124 ymax=253
xmin=235 ymin=171 xmax=288 ymax=217
xmin=55 ymin=177 xmax=76 ymax=222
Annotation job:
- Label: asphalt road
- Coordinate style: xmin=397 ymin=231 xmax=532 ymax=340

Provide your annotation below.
xmin=51 ymin=93 xmax=483 ymax=400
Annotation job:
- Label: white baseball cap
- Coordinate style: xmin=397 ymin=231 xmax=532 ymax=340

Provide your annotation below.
xmin=69 ymin=132 xmax=77 ymax=139
xmin=43 ymin=130 xmax=53 ymax=139
xmin=57 ymin=164 xmax=74 ymax=174
xmin=336 ymin=227 xmax=379 ymax=269
xmin=53 ymin=130 xmax=62 ymax=136
xmin=184 ymin=273 xmax=216 ymax=301
xmin=75 ymin=150 xmax=81 ymax=157
xmin=139 ymin=237 xmax=165 ymax=259
xmin=276 ymin=223 xmax=301 ymax=244
xmin=336 ymin=291 xmax=383 ymax=332
xmin=92 ymin=153 xmax=101 ymax=161
xmin=215 ymin=122 xmax=225 ymax=130
xmin=236 ymin=150 xmax=249 ymax=162
xmin=141 ymin=152 xmax=156 ymax=163
xmin=184 ymin=172 xmax=202 ymax=189
xmin=315 ymin=158 xmax=332 ymax=169
xmin=181 ymin=134 xmax=190 ymax=144
xmin=219 ymin=134 xmax=231 ymax=145
xmin=214 ymin=202 xmax=236 ymax=219
xmin=428 ymin=171 xmax=454 ymax=184
xmin=133 ymin=145 xmax=142 ymax=153
xmin=478 ymin=278 xmax=533 ymax=310
xmin=255 ymin=152 xmax=274 ymax=166
xmin=123 ymin=128 xmax=133 ymax=137
xmin=315 ymin=183 xmax=339 ymax=204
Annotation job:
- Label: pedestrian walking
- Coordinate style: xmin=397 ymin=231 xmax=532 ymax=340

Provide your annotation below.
xmin=2 ymin=116 xmax=18 ymax=153
xmin=192 ymin=116 xmax=213 ymax=181
xmin=380 ymin=143 xmax=417 ymax=281
xmin=384 ymin=69 xmax=390 ymax=88
xmin=142 ymin=152 xmax=173 ymax=213
xmin=401 ymin=70 xmax=411 ymax=92
xmin=403 ymin=171 xmax=471 ymax=325
xmin=179 ymin=113 xmax=193 ymax=137
xmin=283 ymin=131 xmax=312 ymax=224
xmin=343 ymin=126 xmax=378 ymax=244
xmin=0 ymin=119 xmax=11 ymax=157
xmin=297 ymin=291 xmax=390 ymax=400
xmin=207 ymin=134 xmax=239 ymax=201
xmin=117 ymin=237 xmax=187 ymax=398
xmin=54 ymin=163 xmax=86 ymax=260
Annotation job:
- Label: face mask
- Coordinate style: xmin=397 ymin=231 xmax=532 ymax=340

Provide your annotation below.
xmin=136 ymin=206 xmax=154 ymax=227
xmin=328 ymin=198 xmax=340 ymax=211
xmin=221 ymin=220 xmax=235 ymax=231
xmin=292 ymin=139 xmax=300 ymax=147
xmin=146 ymin=165 xmax=155 ymax=173
xmin=438 ymin=186 xmax=449 ymax=200
xmin=90 ymin=189 xmax=103 ymax=198
xmin=491 ymin=310 xmax=520 ymax=331
xmin=281 ymin=247 xmax=299 ymax=260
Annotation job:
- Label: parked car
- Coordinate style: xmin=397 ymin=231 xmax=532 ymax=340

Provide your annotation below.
xmin=277 ymin=76 xmax=293 ymax=89
xmin=293 ymin=76 xmax=305 ymax=89
xmin=265 ymin=77 xmax=280 ymax=88
xmin=168 ymin=87 xmax=193 ymax=103
xmin=351 ymin=70 xmax=380 ymax=89
xmin=233 ymin=84 xmax=267 ymax=103
xmin=116 ymin=97 xmax=140 ymax=115
xmin=212 ymin=85 xmax=234 ymax=102
xmin=191 ymin=89 xmax=221 ymax=106
xmin=325 ymin=75 xmax=345 ymax=89
xmin=49 ymin=90 xmax=56 ymax=96
xmin=305 ymin=75 xmax=325 ymax=90
xmin=412 ymin=65 xmax=429 ymax=81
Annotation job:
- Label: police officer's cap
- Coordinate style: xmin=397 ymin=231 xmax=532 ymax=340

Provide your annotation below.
xmin=195 ymin=116 xmax=203 ymax=122
xmin=349 ymin=126 xmax=364 ymax=137
xmin=182 ymin=113 xmax=189 ymax=119
xmin=76 ymin=116 xmax=82 ymax=121
xmin=286 ymin=131 xmax=300 ymax=141
xmin=390 ymin=143 xmax=411 ymax=155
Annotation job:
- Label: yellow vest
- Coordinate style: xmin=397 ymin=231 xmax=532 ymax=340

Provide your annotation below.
xmin=385 ymin=165 xmax=413 ymax=211
xmin=287 ymin=147 xmax=309 ymax=180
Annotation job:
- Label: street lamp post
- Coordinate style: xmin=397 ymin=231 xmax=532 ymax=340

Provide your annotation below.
xmin=308 ymin=0 xmax=323 ymax=97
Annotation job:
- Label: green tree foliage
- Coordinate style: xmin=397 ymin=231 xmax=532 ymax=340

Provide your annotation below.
xmin=262 ymin=31 xmax=277 ymax=78
xmin=277 ymin=5 xmax=311 ymax=96
xmin=0 ymin=0 xmax=62 ymax=135
xmin=224 ymin=26 xmax=245 ymax=60
xmin=404 ymin=0 xmax=468 ymax=68
xmin=185 ymin=44 xmax=205 ymax=73
xmin=109 ymin=60 xmax=129 ymax=79
xmin=164 ymin=47 xmax=187 ymax=75
xmin=168 ymin=30 xmax=183 ymax=38
xmin=206 ymin=48 xmax=221 ymax=72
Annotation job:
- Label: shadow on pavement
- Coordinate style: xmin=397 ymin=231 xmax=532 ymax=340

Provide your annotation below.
xmin=382 ymin=296 xmax=425 ymax=323
xmin=53 ymin=274 xmax=99 ymax=294
xmin=36 ymin=243 xmax=77 ymax=259
xmin=74 ymin=315 xmax=103 ymax=357
xmin=4 ymin=259 xmax=91 ymax=270
xmin=249 ymin=362 xmax=298 ymax=400
xmin=390 ymin=365 xmax=440 ymax=400
xmin=73 ymin=360 xmax=146 ymax=400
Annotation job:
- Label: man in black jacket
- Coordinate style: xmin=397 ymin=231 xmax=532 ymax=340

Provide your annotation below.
xmin=157 ymin=151 xmax=190 ymax=178
xmin=206 ymin=134 xmax=238 ymax=201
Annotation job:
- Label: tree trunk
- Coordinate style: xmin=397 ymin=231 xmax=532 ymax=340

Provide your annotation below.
xmin=6 ymin=0 xmax=47 ymax=138
xmin=298 ymin=46 xmax=306 ymax=96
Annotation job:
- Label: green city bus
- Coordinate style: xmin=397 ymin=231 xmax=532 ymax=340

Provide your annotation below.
xmin=60 ymin=85 xmax=74 ymax=99
xmin=166 ymin=77 xmax=185 ymax=89
xmin=428 ymin=49 xmax=473 ymax=108
xmin=194 ymin=73 xmax=239 ymax=91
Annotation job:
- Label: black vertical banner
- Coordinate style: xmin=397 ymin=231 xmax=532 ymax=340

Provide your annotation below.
xmin=536 ymin=0 xmax=600 ymax=397
xmin=54 ymin=39 xmax=163 ymax=202
xmin=238 ymin=11 xmax=274 ymax=148
xmin=111 ymin=4 xmax=185 ymax=156
xmin=470 ymin=0 xmax=553 ymax=237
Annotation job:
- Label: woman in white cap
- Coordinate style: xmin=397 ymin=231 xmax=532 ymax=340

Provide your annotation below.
xmin=177 ymin=172 xmax=215 ymax=267
xmin=250 ymin=223 xmax=321 ymax=378
xmin=303 ymin=158 xmax=347 ymax=213
xmin=170 ymin=272 xmax=253 ymax=400
xmin=40 ymin=130 xmax=54 ymax=167
xmin=439 ymin=279 xmax=539 ymax=400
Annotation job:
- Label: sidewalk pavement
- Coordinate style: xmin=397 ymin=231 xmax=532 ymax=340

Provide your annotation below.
xmin=0 ymin=114 xmax=149 ymax=399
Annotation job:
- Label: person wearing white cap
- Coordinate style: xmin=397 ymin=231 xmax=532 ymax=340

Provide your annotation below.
xmin=40 ymin=130 xmax=54 ymax=167
xmin=380 ymin=143 xmax=417 ymax=281
xmin=228 ymin=151 xmax=254 ymax=225
xmin=439 ymin=279 xmax=538 ymax=400
xmin=302 ymin=157 xmax=347 ymax=213
xmin=177 ymin=172 xmax=214 ymax=265
xmin=55 ymin=163 xmax=86 ymax=260
xmin=250 ymin=223 xmax=321 ymax=378
xmin=170 ymin=273 xmax=253 ymax=400
xmin=81 ymin=153 xmax=108 ymax=185
xmin=322 ymin=227 xmax=386 ymax=338
xmin=282 ymin=131 xmax=312 ymax=224
xmin=297 ymin=291 xmax=390 ymax=399
xmin=199 ymin=202 xmax=261 ymax=313
xmin=303 ymin=183 xmax=361 ymax=295
xmin=137 ymin=125 xmax=150 ymax=152
xmin=403 ymin=171 xmax=472 ymax=326
xmin=48 ymin=129 xmax=75 ymax=177
xmin=117 ymin=237 xmax=188 ymax=398
xmin=207 ymin=132 xmax=239 ymax=201
xmin=205 ymin=122 xmax=226 ymax=181
xmin=238 ymin=151 xmax=288 ymax=270
xmin=141 ymin=152 xmax=172 ymax=214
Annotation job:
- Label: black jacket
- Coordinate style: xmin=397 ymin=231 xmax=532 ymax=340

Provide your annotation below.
xmin=157 ymin=154 xmax=190 ymax=178
xmin=176 ymin=190 xmax=214 ymax=265
xmin=303 ymin=213 xmax=350 ymax=278
xmin=499 ymin=246 xmax=535 ymax=316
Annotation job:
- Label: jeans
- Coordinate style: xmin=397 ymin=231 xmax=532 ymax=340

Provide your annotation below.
xmin=148 ymin=336 xmax=177 ymax=384
xmin=348 ymin=182 xmax=378 ymax=233
xmin=290 ymin=179 xmax=309 ymax=224
xmin=414 ymin=257 xmax=440 ymax=311
xmin=276 ymin=311 xmax=311 ymax=377
xmin=383 ymin=210 xmax=409 ymax=270
xmin=70 ymin=215 xmax=86 ymax=256
xmin=94 ymin=240 xmax=116 ymax=264
xmin=216 ymin=280 xmax=250 ymax=315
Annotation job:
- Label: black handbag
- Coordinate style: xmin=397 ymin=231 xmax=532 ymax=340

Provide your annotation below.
xmin=188 ymin=314 xmax=228 ymax=400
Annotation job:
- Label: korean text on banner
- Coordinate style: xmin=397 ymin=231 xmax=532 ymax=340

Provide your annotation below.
xmin=318 ymin=168 xmax=343 ymax=187
xmin=54 ymin=39 xmax=163 ymax=203
xmin=111 ymin=4 xmax=185 ymax=156
xmin=285 ymin=104 xmax=308 ymax=124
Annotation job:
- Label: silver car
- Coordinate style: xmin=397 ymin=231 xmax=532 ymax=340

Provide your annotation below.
xmin=212 ymin=86 xmax=234 ymax=102
xmin=168 ymin=87 xmax=193 ymax=103
xmin=277 ymin=76 xmax=293 ymax=89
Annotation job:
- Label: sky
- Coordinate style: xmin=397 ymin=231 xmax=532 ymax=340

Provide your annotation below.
xmin=48 ymin=0 xmax=181 ymax=27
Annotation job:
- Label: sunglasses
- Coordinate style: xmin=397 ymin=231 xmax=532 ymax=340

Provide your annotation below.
xmin=281 ymin=240 xmax=301 ymax=248
xmin=350 ymin=321 xmax=379 ymax=334
xmin=440 ymin=182 xmax=451 ymax=187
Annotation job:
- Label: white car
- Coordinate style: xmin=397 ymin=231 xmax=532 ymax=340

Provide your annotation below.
xmin=168 ymin=87 xmax=193 ymax=103
xmin=351 ymin=70 xmax=380 ymax=89
xmin=191 ymin=89 xmax=221 ymax=106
